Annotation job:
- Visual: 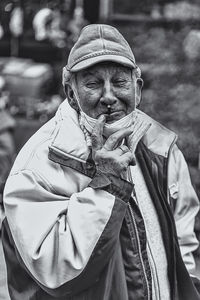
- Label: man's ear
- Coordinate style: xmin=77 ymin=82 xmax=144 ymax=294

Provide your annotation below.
xmin=135 ymin=78 xmax=143 ymax=108
xmin=65 ymin=84 xmax=79 ymax=112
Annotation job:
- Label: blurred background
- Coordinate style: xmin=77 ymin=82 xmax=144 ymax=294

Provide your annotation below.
xmin=0 ymin=0 xmax=200 ymax=289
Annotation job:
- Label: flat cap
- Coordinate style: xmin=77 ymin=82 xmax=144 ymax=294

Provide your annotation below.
xmin=66 ymin=24 xmax=137 ymax=72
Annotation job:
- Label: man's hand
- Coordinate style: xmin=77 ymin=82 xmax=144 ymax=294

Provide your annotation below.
xmin=91 ymin=115 xmax=135 ymax=178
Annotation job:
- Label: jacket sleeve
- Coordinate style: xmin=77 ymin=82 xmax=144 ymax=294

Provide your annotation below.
xmin=168 ymin=145 xmax=199 ymax=275
xmin=3 ymin=167 xmax=133 ymax=297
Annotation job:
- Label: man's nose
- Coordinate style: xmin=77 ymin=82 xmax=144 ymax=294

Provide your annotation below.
xmin=100 ymin=81 xmax=117 ymax=106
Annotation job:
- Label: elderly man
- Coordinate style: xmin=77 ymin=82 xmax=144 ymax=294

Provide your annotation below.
xmin=2 ymin=24 xmax=200 ymax=300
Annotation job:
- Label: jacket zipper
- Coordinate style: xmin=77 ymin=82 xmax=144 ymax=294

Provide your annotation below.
xmin=128 ymin=201 xmax=151 ymax=300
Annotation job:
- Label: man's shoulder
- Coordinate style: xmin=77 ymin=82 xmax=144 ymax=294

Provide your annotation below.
xmin=10 ymin=100 xmax=72 ymax=172
xmin=9 ymin=99 xmax=87 ymax=176
xmin=10 ymin=116 xmax=57 ymax=174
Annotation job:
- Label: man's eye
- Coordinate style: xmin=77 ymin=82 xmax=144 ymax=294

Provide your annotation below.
xmin=113 ymin=80 xmax=127 ymax=86
xmin=85 ymin=82 xmax=99 ymax=88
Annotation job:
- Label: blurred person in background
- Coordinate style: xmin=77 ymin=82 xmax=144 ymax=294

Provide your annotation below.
xmin=0 ymin=76 xmax=15 ymax=228
xmin=32 ymin=5 xmax=66 ymax=48
xmin=1 ymin=24 xmax=200 ymax=300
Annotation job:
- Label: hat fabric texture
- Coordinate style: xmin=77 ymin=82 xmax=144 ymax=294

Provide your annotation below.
xmin=66 ymin=24 xmax=137 ymax=72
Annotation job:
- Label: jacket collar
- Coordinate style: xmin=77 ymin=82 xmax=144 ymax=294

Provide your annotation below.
xmin=49 ymin=100 xmax=177 ymax=162
xmin=50 ymin=100 xmax=90 ymax=163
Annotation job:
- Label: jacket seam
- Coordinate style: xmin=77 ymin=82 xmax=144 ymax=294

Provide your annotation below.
xmin=50 ymin=147 xmax=88 ymax=164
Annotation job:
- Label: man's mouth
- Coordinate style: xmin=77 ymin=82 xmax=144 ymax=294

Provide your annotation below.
xmin=104 ymin=111 xmax=125 ymax=123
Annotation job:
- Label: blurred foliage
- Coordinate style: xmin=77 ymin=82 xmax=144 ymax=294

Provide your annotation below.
xmin=113 ymin=0 xmax=200 ymax=19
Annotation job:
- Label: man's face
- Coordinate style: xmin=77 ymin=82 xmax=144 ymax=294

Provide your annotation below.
xmin=72 ymin=62 xmax=141 ymax=123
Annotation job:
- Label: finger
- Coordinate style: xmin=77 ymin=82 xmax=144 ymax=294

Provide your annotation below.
xmin=115 ymin=145 xmax=130 ymax=155
xmin=129 ymin=121 xmax=151 ymax=153
xmin=91 ymin=115 xmax=106 ymax=150
xmin=116 ymin=152 xmax=135 ymax=175
xmin=120 ymin=152 xmax=135 ymax=165
xmin=117 ymin=152 xmax=136 ymax=167
xmin=104 ymin=127 xmax=133 ymax=151
xmin=131 ymin=120 xmax=151 ymax=141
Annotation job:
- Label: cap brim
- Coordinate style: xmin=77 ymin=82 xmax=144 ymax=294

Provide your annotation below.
xmin=70 ymin=54 xmax=136 ymax=72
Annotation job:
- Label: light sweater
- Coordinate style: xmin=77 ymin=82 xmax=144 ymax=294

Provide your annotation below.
xmin=130 ymin=163 xmax=171 ymax=300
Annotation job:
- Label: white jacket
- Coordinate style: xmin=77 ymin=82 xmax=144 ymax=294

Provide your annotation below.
xmin=3 ymin=100 xmax=199 ymax=293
